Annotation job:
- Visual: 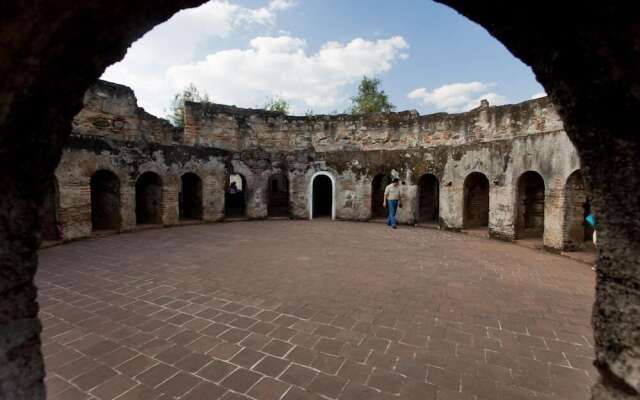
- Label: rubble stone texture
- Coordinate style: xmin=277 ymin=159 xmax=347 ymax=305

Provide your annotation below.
xmin=55 ymin=80 xmax=584 ymax=252
xmin=0 ymin=1 xmax=639 ymax=399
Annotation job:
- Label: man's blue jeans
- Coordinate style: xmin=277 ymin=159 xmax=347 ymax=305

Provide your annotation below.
xmin=387 ymin=200 xmax=398 ymax=227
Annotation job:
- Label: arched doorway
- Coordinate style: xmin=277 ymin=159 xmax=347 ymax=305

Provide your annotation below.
xmin=225 ymin=173 xmax=247 ymax=217
xmin=6 ymin=4 xmax=640 ymax=399
xmin=180 ymin=173 xmax=203 ymax=221
xmin=268 ymin=174 xmax=289 ymax=217
xmin=564 ymin=170 xmax=593 ymax=249
xmin=463 ymin=172 xmax=489 ymax=228
xmin=136 ymin=172 xmax=163 ymax=225
xmin=371 ymin=174 xmax=390 ymax=218
xmin=91 ymin=170 xmax=121 ymax=231
xmin=418 ymin=174 xmax=439 ymax=223
xmin=516 ymin=171 xmax=545 ymax=238
xmin=40 ymin=177 xmax=60 ymax=241
xmin=311 ymin=173 xmax=333 ymax=219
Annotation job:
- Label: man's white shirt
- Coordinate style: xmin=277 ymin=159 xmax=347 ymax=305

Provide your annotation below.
xmin=384 ymin=184 xmax=401 ymax=200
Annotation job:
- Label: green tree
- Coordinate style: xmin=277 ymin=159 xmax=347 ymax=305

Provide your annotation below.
xmin=168 ymin=83 xmax=211 ymax=128
xmin=265 ymin=97 xmax=291 ymax=115
xmin=350 ymin=76 xmax=395 ymax=114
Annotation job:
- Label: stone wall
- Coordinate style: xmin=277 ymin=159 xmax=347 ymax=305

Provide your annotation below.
xmin=74 ymin=80 xmax=179 ymax=144
xmin=54 ymin=80 xmax=585 ymax=251
xmin=4 ymin=4 xmax=637 ymax=398
xmin=182 ymin=97 xmax=564 ymax=153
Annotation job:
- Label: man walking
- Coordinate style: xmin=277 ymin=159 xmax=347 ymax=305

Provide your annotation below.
xmin=383 ymin=178 xmax=402 ymax=229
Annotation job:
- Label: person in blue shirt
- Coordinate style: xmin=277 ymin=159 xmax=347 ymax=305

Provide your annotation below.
xmin=586 ymin=213 xmax=596 ymax=246
xmin=586 ymin=212 xmax=597 ymax=271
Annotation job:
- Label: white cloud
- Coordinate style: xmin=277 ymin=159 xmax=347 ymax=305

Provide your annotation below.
xmin=102 ymin=0 xmax=296 ymax=115
xmin=249 ymin=36 xmax=306 ymax=53
xmin=238 ymin=0 xmax=296 ymax=25
xmin=109 ymin=1 xmax=288 ymax=67
xmin=165 ymin=35 xmax=409 ymax=114
xmin=268 ymin=0 xmax=296 ymax=11
xmin=408 ymin=81 xmax=507 ymax=112
xmin=530 ymin=92 xmax=547 ymax=100
xmin=101 ymin=0 xmax=408 ymax=116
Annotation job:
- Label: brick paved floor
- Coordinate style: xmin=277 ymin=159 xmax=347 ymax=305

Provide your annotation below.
xmin=38 ymin=220 xmax=597 ymax=400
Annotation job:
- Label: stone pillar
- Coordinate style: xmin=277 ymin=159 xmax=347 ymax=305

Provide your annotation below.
xmin=397 ymin=182 xmax=417 ymax=225
xmin=488 ymin=179 xmax=515 ymax=241
xmin=351 ymin=175 xmax=370 ymax=221
xmin=162 ymin=177 xmax=179 ymax=226
xmin=0 ymin=175 xmax=46 ymax=399
xmin=335 ymin=173 xmax=360 ymax=221
xmin=543 ymin=176 xmax=565 ymax=250
xmin=202 ymin=173 xmax=224 ymax=222
xmin=120 ymin=178 xmax=136 ymax=231
xmin=410 ymin=179 xmax=420 ymax=224
xmin=247 ymin=173 xmax=268 ymax=219
xmin=57 ymin=176 xmax=92 ymax=240
xmin=362 ymin=176 xmax=374 ymax=220
xmin=439 ymin=177 xmax=463 ymax=230
xmin=289 ymin=172 xmax=308 ymax=219
xmin=587 ymin=143 xmax=640 ymax=398
xmin=333 ymin=175 xmax=349 ymax=220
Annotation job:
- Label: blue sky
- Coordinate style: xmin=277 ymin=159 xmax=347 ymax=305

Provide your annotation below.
xmin=103 ymin=0 xmax=545 ymax=117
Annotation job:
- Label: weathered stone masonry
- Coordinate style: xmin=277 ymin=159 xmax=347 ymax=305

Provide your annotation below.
xmin=52 ymin=80 xmax=591 ymax=252
xmin=4 ymin=3 xmax=638 ymax=398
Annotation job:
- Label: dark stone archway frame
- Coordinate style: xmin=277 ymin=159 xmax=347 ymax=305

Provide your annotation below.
xmin=515 ymin=171 xmax=546 ymax=239
xmin=417 ymin=174 xmax=439 ymax=223
xmin=564 ymin=170 xmax=594 ymax=250
xmin=90 ymin=169 xmax=122 ymax=231
xmin=267 ymin=173 xmax=290 ymax=217
xmin=1 ymin=1 xmax=638 ymax=398
xmin=463 ymin=171 xmax=490 ymax=229
xmin=179 ymin=172 xmax=204 ymax=221
xmin=371 ymin=173 xmax=391 ymax=219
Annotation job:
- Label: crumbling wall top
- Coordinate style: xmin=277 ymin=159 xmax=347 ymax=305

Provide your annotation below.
xmin=184 ymin=94 xmax=563 ymax=152
xmin=73 ymin=80 xmax=563 ymax=153
xmin=72 ymin=80 xmax=179 ymax=144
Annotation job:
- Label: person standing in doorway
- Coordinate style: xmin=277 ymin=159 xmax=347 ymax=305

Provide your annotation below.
xmin=229 ymin=181 xmax=239 ymax=194
xmin=383 ymin=178 xmax=402 ymax=229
